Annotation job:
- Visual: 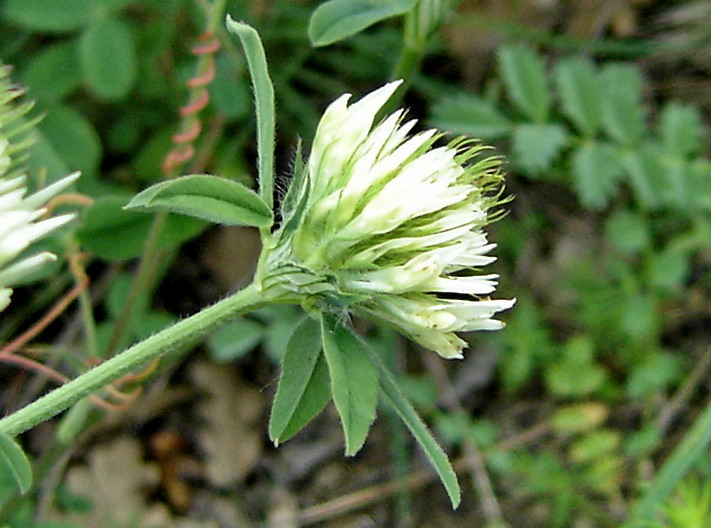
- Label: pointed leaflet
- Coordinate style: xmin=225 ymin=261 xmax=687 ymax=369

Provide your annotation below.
xmin=429 ymin=93 xmax=513 ymax=140
xmin=600 ymin=64 xmax=646 ymax=145
xmin=0 ymin=430 xmax=32 ymax=495
xmin=225 ymin=17 xmax=275 ymax=214
xmin=512 ymin=124 xmax=567 ymax=175
xmin=571 ymin=141 xmax=623 ymax=210
xmin=308 ymin=0 xmax=417 ymax=47
xmin=554 ymin=57 xmax=602 ymax=136
xmin=279 ymin=354 xmax=331 ymax=442
xmin=658 ymin=102 xmax=704 ymax=158
xmin=498 ymin=44 xmax=551 ymax=123
xmin=269 ymin=317 xmax=330 ymax=443
xmin=125 ymin=174 xmax=273 ymax=227
xmin=363 ymin=339 xmax=461 ymax=508
xmin=320 ymin=313 xmax=378 ymax=456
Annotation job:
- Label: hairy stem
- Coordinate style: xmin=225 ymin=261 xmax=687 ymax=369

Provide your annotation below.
xmin=0 ymin=282 xmax=266 ymax=438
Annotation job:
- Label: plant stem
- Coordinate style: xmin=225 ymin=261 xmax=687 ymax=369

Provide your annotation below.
xmin=0 ymin=282 xmax=267 ymax=438
xmin=625 ymin=396 xmax=711 ymax=524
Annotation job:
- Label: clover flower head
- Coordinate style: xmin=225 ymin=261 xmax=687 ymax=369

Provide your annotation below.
xmin=0 ymin=65 xmax=79 ymax=312
xmin=262 ymin=80 xmax=514 ymax=358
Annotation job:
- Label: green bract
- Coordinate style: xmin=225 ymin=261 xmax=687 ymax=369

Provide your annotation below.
xmin=259 ymin=81 xmax=513 ymax=358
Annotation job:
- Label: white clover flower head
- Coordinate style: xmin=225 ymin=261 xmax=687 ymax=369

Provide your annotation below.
xmin=0 ymin=65 xmax=80 ymax=312
xmin=262 ymin=80 xmax=514 ymax=359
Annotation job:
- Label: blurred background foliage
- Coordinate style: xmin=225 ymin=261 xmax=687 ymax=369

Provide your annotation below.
xmin=0 ymin=0 xmax=710 ymax=527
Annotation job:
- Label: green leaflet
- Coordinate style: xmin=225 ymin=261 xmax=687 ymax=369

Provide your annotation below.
xmin=498 ymin=44 xmax=551 ymax=123
xmin=308 ymin=0 xmax=417 ymax=47
xmin=363 ymin=338 xmax=461 ymax=508
xmin=125 ymin=174 xmax=273 ymax=228
xmin=79 ymin=196 xmax=206 ymax=260
xmin=225 ymin=17 xmax=275 ymax=215
xmin=79 ymin=16 xmax=137 ymax=101
xmin=658 ymin=102 xmax=704 ymax=158
xmin=0 ymin=431 xmax=32 ymax=495
xmin=3 ymin=0 xmax=95 ymax=33
xmin=511 ymin=123 xmax=567 ymax=175
xmin=269 ymin=317 xmax=330 ymax=443
xmin=554 ymin=57 xmax=602 ymax=136
xmin=429 ymin=93 xmax=513 ymax=140
xmin=600 ymin=64 xmax=646 ymax=145
xmin=279 ymin=355 xmax=331 ymax=443
xmin=571 ymin=141 xmax=623 ymax=210
xmin=320 ymin=313 xmax=378 ymax=456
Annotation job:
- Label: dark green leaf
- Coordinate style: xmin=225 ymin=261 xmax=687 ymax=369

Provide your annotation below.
xmin=512 ymin=124 xmax=567 ymax=175
xmin=269 ymin=317 xmax=327 ymax=442
xmin=321 ymin=313 xmax=378 ymax=456
xmin=554 ymin=57 xmax=601 ymax=136
xmin=225 ymin=18 xmax=275 ymax=215
xmin=658 ymin=102 xmax=703 ymax=158
xmin=38 ymin=105 xmax=102 ymax=175
xmin=600 ymin=64 xmax=646 ymax=145
xmin=79 ymin=16 xmax=137 ymax=100
xmin=3 ymin=0 xmax=95 ymax=32
xmin=308 ymin=0 xmax=417 ymax=46
xmin=19 ymin=42 xmax=80 ymax=102
xmin=210 ymin=52 xmax=250 ymax=119
xmin=125 ymin=174 xmax=273 ymax=227
xmin=429 ymin=94 xmax=513 ymax=140
xmin=571 ymin=141 xmax=623 ymax=209
xmin=0 ymin=430 xmax=32 ymax=495
xmin=78 ymin=196 xmax=206 ymax=260
xmin=279 ymin=354 xmax=331 ymax=442
xmin=364 ymin=341 xmax=461 ymax=507
xmin=498 ymin=44 xmax=551 ymax=122
xmin=24 ymin=121 xmax=72 ymax=184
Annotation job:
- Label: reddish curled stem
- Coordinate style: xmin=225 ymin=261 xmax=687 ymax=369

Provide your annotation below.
xmin=161 ymin=31 xmax=221 ymax=176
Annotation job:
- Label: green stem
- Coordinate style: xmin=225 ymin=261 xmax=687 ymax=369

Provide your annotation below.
xmin=625 ymin=397 xmax=711 ymax=525
xmin=0 ymin=282 xmax=267 ymax=438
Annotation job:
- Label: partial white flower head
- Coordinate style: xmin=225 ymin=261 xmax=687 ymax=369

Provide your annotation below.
xmin=261 ymin=81 xmax=514 ymax=358
xmin=0 ymin=65 xmax=80 ymax=312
